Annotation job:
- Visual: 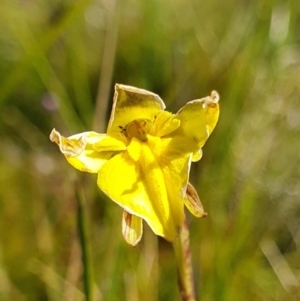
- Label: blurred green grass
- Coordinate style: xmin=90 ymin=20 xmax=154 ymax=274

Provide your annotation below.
xmin=0 ymin=0 xmax=300 ymax=300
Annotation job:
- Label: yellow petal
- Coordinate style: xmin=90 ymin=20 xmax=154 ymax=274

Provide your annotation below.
xmin=50 ymin=128 xmax=113 ymax=173
xmin=150 ymin=111 xmax=181 ymax=137
xmin=192 ymin=149 xmax=203 ymax=162
xmin=107 ymin=84 xmax=165 ymax=134
xmin=94 ymin=133 xmax=127 ymax=152
xmin=172 ymin=91 xmax=220 ymax=152
xmin=97 ymin=137 xmax=184 ymax=242
xmin=184 ymin=182 xmax=207 ymax=218
xmin=122 ymin=211 xmax=143 ymax=246
xmin=150 ymin=136 xmax=192 ymax=221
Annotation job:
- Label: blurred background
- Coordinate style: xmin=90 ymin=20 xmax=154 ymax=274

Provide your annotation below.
xmin=0 ymin=0 xmax=300 ymax=300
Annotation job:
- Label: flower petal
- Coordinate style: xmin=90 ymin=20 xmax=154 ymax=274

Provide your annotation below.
xmin=94 ymin=133 xmax=127 ymax=152
xmin=172 ymin=91 xmax=220 ymax=152
xmin=50 ymin=128 xmax=113 ymax=173
xmin=150 ymin=111 xmax=181 ymax=137
xmin=107 ymin=84 xmax=165 ymax=134
xmin=184 ymin=182 xmax=207 ymax=218
xmin=97 ymin=137 xmax=184 ymax=242
xmin=122 ymin=211 xmax=143 ymax=246
xmin=151 ymin=136 xmax=193 ymax=220
xmin=191 ymin=149 xmax=203 ymax=162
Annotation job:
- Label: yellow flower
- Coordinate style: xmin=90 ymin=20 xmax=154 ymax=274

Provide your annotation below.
xmin=50 ymin=84 xmax=219 ymax=246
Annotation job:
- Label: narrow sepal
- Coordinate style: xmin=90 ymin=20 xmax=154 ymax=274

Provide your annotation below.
xmin=122 ymin=211 xmax=143 ymax=246
xmin=184 ymin=182 xmax=207 ymax=218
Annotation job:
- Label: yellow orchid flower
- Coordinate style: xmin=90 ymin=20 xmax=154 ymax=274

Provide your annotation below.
xmin=50 ymin=84 xmax=219 ymax=246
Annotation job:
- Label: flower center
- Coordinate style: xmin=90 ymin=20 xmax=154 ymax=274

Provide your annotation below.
xmin=126 ymin=119 xmax=152 ymax=141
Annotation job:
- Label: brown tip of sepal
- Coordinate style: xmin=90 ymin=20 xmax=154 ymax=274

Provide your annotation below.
xmin=184 ymin=182 xmax=207 ymax=218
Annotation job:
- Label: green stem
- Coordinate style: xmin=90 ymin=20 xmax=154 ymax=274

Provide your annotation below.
xmin=174 ymin=217 xmax=196 ymax=301
xmin=76 ymin=184 xmax=93 ymax=301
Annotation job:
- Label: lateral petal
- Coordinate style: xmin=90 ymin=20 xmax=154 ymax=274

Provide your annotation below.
xmin=107 ymin=84 xmax=165 ymax=134
xmin=171 ymin=91 xmax=220 ymax=152
xmin=50 ymin=129 xmax=113 ymax=173
xmin=122 ymin=211 xmax=143 ymax=246
xmin=94 ymin=132 xmax=127 ymax=152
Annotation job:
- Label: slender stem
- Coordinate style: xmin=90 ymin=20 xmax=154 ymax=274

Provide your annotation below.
xmin=174 ymin=217 xmax=196 ymax=301
xmin=76 ymin=184 xmax=93 ymax=301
